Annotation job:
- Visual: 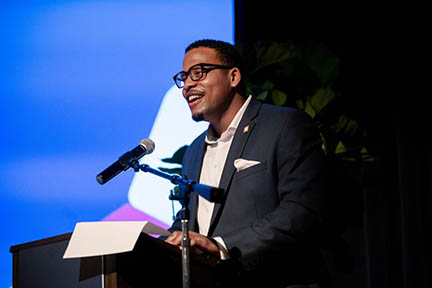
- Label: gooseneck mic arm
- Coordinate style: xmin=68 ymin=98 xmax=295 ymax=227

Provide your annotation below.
xmin=136 ymin=163 xmax=224 ymax=203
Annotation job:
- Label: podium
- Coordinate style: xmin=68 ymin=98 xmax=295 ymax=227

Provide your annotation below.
xmin=10 ymin=232 xmax=221 ymax=288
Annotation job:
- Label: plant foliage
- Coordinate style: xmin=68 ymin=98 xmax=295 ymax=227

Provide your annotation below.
xmin=160 ymin=41 xmax=375 ymax=174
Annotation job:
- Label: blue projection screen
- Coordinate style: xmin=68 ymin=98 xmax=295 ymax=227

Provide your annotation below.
xmin=0 ymin=1 xmax=233 ymax=286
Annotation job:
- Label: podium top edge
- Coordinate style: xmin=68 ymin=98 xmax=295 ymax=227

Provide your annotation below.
xmin=10 ymin=232 xmax=72 ymax=253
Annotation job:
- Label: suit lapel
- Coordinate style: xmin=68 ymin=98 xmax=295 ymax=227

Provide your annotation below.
xmin=208 ymin=98 xmax=262 ymax=235
xmin=185 ymin=132 xmax=207 ymax=232
xmin=186 ymin=133 xmax=207 ymax=182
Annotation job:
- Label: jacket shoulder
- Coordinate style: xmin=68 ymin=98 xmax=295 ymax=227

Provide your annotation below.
xmin=189 ymin=130 xmax=206 ymax=149
xmin=259 ymin=103 xmax=314 ymax=126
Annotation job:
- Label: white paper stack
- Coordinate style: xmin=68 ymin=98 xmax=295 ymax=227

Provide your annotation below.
xmin=63 ymin=221 xmax=171 ymax=259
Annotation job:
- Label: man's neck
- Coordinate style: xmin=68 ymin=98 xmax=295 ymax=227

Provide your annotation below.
xmin=210 ymin=93 xmax=246 ymax=137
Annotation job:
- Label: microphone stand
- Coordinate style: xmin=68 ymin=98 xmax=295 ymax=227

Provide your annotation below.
xmin=130 ymin=160 xmax=223 ymax=288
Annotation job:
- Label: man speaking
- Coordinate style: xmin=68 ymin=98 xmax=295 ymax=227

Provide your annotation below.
xmin=165 ymin=39 xmax=330 ymax=288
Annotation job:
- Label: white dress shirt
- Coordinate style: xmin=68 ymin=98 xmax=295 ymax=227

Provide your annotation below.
xmin=197 ymin=95 xmax=252 ymax=259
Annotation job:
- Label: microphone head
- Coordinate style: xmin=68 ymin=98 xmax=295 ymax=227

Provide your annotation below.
xmin=139 ymin=138 xmax=155 ymax=154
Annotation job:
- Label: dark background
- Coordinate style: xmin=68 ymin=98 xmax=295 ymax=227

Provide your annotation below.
xmin=234 ymin=1 xmax=430 ymax=287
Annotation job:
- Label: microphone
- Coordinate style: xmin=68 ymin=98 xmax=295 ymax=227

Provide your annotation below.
xmin=96 ymin=138 xmax=155 ymax=185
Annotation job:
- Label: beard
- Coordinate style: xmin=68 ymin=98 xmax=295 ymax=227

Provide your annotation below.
xmin=192 ymin=112 xmax=204 ymax=122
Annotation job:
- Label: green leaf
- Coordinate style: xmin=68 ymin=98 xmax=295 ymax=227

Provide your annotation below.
xmin=158 ymin=167 xmax=182 ymax=175
xmin=345 ymin=119 xmax=360 ymax=136
xmin=306 ymin=43 xmax=340 ymax=87
xmin=309 ymin=87 xmax=336 ymax=113
xmin=246 ymin=80 xmax=273 ymax=100
xmin=296 ymin=99 xmax=305 ymax=110
xmin=262 ymin=80 xmax=274 ymax=90
xmin=171 ymin=185 xmax=180 ymax=196
xmin=245 ymin=84 xmax=253 ymax=96
xmin=161 ymin=145 xmax=188 ymax=164
xmin=253 ymin=42 xmax=291 ymax=73
xmin=360 ymin=146 xmax=375 ymax=162
xmin=334 ymin=141 xmax=347 ymax=154
xmin=256 ymin=89 xmax=268 ymax=101
xmin=304 ymin=101 xmax=316 ymax=118
xmin=271 ymin=88 xmax=287 ymax=106
xmin=335 ymin=115 xmax=349 ymax=133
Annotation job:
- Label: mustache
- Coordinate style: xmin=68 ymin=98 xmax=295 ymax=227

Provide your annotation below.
xmin=185 ymin=89 xmax=205 ymax=97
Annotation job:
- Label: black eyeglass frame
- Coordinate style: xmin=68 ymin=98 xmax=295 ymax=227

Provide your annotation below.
xmin=173 ymin=63 xmax=233 ymax=88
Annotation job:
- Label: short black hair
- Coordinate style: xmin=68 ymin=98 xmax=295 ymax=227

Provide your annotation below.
xmin=185 ymin=39 xmax=245 ymax=94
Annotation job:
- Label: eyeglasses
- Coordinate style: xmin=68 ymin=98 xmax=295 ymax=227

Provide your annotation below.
xmin=173 ymin=63 xmax=233 ymax=88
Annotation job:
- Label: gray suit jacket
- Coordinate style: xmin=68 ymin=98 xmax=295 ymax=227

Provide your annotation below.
xmin=169 ymin=97 xmax=329 ymax=286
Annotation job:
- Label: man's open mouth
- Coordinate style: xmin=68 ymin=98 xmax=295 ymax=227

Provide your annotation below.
xmin=188 ymin=94 xmax=203 ymax=104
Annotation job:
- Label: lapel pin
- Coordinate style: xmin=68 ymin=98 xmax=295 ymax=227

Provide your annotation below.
xmin=243 ymin=125 xmax=249 ymax=134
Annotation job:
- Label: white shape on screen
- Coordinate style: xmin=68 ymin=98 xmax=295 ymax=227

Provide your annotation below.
xmin=128 ymin=85 xmax=208 ymax=225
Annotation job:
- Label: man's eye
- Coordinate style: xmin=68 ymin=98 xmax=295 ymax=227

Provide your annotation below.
xmin=191 ymin=70 xmax=202 ymax=78
xmin=180 ymin=73 xmax=188 ymax=81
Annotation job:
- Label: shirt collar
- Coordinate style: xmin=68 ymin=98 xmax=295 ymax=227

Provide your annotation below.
xmin=205 ymin=95 xmax=252 ymax=144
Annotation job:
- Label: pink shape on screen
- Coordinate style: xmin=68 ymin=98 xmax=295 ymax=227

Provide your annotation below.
xmin=102 ymin=203 xmax=170 ymax=230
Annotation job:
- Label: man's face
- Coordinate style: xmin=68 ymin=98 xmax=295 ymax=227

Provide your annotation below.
xmin=182 ymin=47 xmax=233 ymax=123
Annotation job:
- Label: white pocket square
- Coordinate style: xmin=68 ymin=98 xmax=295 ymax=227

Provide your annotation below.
xmin=234 ymin=158 xmax=261 ymax=172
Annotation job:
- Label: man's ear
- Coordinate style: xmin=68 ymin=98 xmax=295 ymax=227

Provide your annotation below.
xmin=229 ymin=67 xmax=241 ymax=88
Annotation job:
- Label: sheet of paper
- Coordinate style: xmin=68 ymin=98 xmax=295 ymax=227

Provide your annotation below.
xmin=63 ymin=221 xmax=170 ymax=259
